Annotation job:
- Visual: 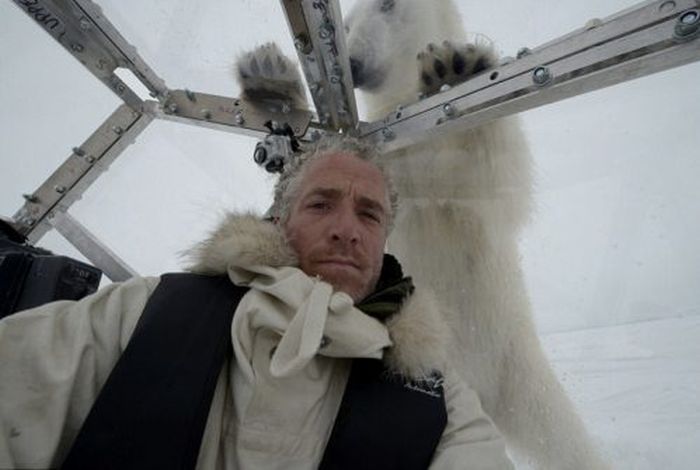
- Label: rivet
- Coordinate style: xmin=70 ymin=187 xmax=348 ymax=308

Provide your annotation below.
xmin=201 ymin=109 xmax=212 ymax=120
xmin=167 ymin=103 xmax=178 ymax=113
xmin=86 ymin=156 xmax=96 ymax=164
xmin=185 ymin=89 xmax=196 ymax=102
xmin=659 ymin=1 xmax=676 ymax=13
xmin=72 ymin=147 xmax=86 ymax=157
xmin=320 ymin=336 xmax=331 ymax=348
xmin=113 ymin=126 xmax=123 ymax=135
xmin=55 ymin=185 xmax=66 ymax=194
xmin=382 ymin=127 xmax=395 ymax=141
xmin=234 ymin=112 xmax=245 ymax=125
xmin=22 ymin=194 xmax=38 ymax=203
xmin=71 ymin=43 xmax=84 ymax=53
xmin=79 ymin=18 xmax=91 ymax=31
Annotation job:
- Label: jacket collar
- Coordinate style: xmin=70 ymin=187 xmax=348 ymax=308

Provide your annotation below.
xmin=185 ymin=212 xmax=449 ymax=379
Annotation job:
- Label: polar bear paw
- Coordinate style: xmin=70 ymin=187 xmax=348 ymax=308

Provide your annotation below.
xmin=418 ymin=40 xmax=497 ymax=97
xmin=236 ymin=42 xmax=307 ymax=109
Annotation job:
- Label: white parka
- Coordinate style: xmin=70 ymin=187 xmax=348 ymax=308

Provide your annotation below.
xmin=0 ymin=214 xmax=513 ymax=469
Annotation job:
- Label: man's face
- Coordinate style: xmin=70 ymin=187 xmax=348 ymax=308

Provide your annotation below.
xmin=284 ymin=152 xmax=389 ymax=302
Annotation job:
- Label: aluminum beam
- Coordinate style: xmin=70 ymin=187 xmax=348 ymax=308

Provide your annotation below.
xmin=13 ymin=104 xmax=154 ymax=243
xmin=359 ymin=0 xmax=700 ymax=152
xmin=48 ymin=211 xmax=137 ymax=282
xmin=156 ymin=90 xmax=314 ymax=139
xmin=280 ymin=0 xmax=358 ymax=131
xmin=12 ymin=0 xmax=168 ymax=109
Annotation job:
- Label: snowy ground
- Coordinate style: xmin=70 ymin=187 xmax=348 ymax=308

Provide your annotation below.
xmin=542 ymin=315 xmax=700 ymax=469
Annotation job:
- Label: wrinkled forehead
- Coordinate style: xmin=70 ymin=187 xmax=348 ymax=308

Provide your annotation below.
xmin=299 ymin=152 xmax=389 ymax=209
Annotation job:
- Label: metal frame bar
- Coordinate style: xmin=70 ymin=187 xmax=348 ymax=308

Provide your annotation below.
xmin=280 ymin=0 xmax=359 ymax=131
xmin=12 ymin=0 xmax=168 ymax=109
xmin=358 ymin=0 xmax=700 ymax=151
xmin=13 ymin=104 xmax=154 ymax=243
xmin=48 ymin=211 xmax=137 ymax=282
xmin=6 ymin=0 xmax=700 ymax=279
xmin=156 ymin=89 xmax=314 ymax=140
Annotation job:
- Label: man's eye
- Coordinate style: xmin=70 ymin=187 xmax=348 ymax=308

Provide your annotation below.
xmin=361 ymin=211 xmax=381 ymax=222
xmin=308 ymin=201 xmax=330 ymax=210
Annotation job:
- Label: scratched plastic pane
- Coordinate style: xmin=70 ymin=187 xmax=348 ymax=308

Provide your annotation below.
xmin=0 ymin=2 xmax=121 ymax=218
xmin=1 ymin=0 xmax=700 ymax=468
xmin=95 ymin=0 xmax=303 ymax=98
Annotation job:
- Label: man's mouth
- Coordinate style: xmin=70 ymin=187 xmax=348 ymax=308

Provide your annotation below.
xmin=317 ymin=259 xmax=360 ymax=270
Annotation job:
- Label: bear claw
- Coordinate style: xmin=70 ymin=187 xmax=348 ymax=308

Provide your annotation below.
xmin=418 ymin=40 xmax=497 ymax=97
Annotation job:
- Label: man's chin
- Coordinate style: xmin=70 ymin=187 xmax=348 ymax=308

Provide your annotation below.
xmin=315 ymin=270 xmax=365 ymax=302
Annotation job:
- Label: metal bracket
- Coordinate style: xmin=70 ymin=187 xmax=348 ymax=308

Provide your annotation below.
xmin=359 ymin=0 xmax=700 ymax=152
xmin=48 ymin=211 xmax=137 ymax=282
xmin=13 ymin=104 xmax=153 ymax=243
xmin=280 ymin=0 xmax=359 ymax=131
xmin=156 ymin=89 xmax=314 ymax=139
xmin=12 ymin=0 xmax=169 ymax=109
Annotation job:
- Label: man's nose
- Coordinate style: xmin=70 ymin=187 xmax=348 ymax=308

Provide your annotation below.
xmin=329 ymin=208 xmax=360 ymax=244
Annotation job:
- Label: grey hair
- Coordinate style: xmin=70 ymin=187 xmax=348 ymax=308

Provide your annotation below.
xmin=270 ymin=134 xmax=399 ymax=231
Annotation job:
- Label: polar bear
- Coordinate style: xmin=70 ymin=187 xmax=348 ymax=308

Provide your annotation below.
xmin=235 ymin=1 xmax=607 ymax=468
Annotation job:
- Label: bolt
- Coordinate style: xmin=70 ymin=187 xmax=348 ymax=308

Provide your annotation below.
xmin=116 ymin=84 xmax=126 ymax=94
xmin=55 ymin=185 xmax=66 ymax=194
xmin=281 ymin=103 xmax=291 ymax=114
xmin=71 ymin=43 xmax=84 ymax=53
xmin=79 ymin=17 xmax=91 ymax=30
xmin=22 ymin=194 xmax=38 ymax=203
xmin=185 ymin=89 xmax=196 ymax=102
xmin=674 ymin=9 xmax=700 ymax=40
xmin=442 ymin=102 xmax=455 ymax=117
xmin=167 ymin=103 xmax=178 ymax=114
xmin=382 ymin=127 xmax=395 ymax=141
xmin=234 ymin=112 xmax=245 ymax=125
xmin=681 ymin=9 xmax=699 ymax=24
xmin=113 ymin=126 xmax=123 ymax=135
xmin=201 ymin=109 xmax=212 ymax=120
xmin=532 ymin=66 xmax=552 ymax=86
xmin=72 ymin=147 xmax=86 ymax=157
xmin=294 ymin=34 xmax=311 ymax=54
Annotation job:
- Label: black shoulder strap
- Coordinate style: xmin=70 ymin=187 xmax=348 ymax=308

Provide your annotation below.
xmin=62 ymin=273 xmax=248 ymax=470
xmin=319 ymin=359 xmax=447 ymax=470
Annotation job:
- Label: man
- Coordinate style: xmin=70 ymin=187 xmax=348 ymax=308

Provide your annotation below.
xmin=0 ymin=135 xmax=513 ymax=469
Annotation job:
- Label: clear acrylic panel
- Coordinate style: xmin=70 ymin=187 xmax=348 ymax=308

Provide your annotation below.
xmin=67 ymin=118 xmax=275 ymax=276
xmin=1 ymin=0 xmax=699 ymax=468
xmin=0 ymin=1 xmax=121 ymax=217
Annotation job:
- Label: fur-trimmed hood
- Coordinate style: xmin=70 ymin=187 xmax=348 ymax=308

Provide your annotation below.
xmin=186 ymin=212 xmax=450 ymax=379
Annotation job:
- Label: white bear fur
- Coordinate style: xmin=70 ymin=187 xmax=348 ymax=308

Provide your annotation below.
xmin=344 ymin=1 xmax=607 ymax=468
xmin=235 ymin=0 xmax=608 ymax=467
